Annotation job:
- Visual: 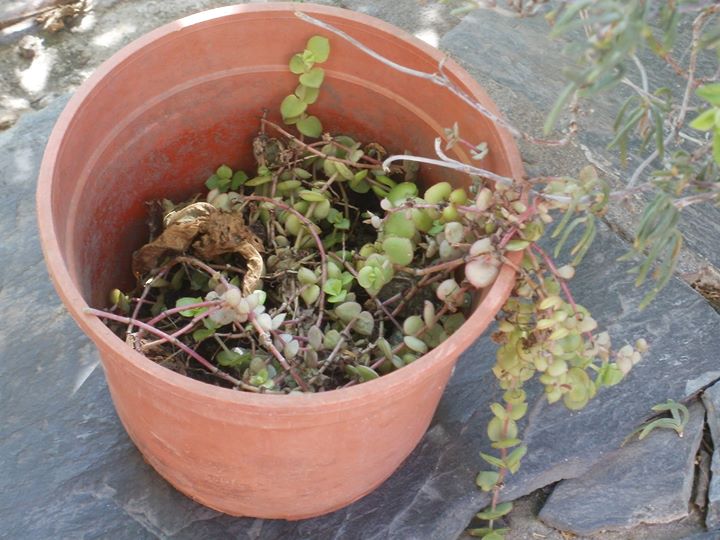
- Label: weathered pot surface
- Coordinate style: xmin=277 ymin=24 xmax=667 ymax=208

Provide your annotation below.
xmin=37 ymin=2 xmax=523 ymax=519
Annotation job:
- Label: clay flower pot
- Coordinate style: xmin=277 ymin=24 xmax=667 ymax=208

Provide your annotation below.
xmin=37 ymin=3 xmax=523 ymax=519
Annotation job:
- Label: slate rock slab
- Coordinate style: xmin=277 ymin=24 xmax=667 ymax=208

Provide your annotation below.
xmin=702 ymin=381 xmax=720 ymax=530
xmin=538 ymin=401 xmax=705 ymax=536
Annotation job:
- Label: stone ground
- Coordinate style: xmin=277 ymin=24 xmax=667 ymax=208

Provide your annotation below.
xmin=1 ymin=1 xmax=720 ymax=539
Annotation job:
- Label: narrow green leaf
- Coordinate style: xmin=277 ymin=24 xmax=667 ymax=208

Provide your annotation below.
xmin=505 ymin=239 xmax=530 ymax=252
xmin=192 ymin=327 xmax=215 ymax=342
xmin=217 ymin=350 xmax=251 ymax=368
xmin=355 ymin=365 xmax=379 ymax=381
xmin=544 ymin=83 xmax=576 ymax=135
xmin=299 ymin=189 xmax=327 ymax=203
xmin=480 ymin=452 xmax=506 ymax=469
xmin=689 ymin=108 xmax=717 ymax=131
xmin=490 ymin=438 xmax=522 ymax=450
xmin=176 ymin=297 xmax=206 ymax=317
xmin=697 ymin=83 xmax=720 ymax=106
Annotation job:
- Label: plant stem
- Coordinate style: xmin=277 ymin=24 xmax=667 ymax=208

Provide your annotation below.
xmin=248 ymin=312 xmax=310 ymax=391
xmin=261 ymin=118 xmax=377 ymax=169
xmin=175 ymin=256 xmax=232 ymax=289
xmin=531 ymin=245 xmax=595 ymax=344
xmin=142 ymin=306 xmax=222 ymax=350
xmin=136 ymin=299 xmax=222 ymax=341
xmin=313 ymin=317 xmax=357 ymax=380
xmin=84 ymin=307 xmax=263 ymax=392
xmin=294 ymin=11 xmax=571 ymax=147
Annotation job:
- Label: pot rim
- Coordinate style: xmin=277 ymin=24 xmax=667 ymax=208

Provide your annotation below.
xmin=37 ymin=2 xmax=524 ymax=409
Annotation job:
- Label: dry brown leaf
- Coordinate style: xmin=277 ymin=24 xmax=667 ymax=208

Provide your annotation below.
xmin=132 ymin=202 xmax=264 ymax=296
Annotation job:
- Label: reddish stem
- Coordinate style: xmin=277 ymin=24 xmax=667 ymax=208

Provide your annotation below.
xmin=84 ymin=307 xmax=262 ymax=392
xmin=531 ymin=245 xmax=595 ymax=344
xmin=249 ymin=312 xmax=310 ymax=392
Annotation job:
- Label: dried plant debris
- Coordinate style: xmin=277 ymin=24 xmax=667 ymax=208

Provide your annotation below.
xmin=97 ymin=118 xmax=517 ymax=394
xmin=35 ymin=0 xmax=87 ymax=33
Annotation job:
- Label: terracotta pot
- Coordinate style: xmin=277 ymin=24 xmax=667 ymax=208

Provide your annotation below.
xmin=37 ymin=3 xmax=523 ymax=519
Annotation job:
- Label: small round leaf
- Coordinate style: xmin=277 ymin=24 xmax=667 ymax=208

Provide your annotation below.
xmin=383 ymin=237 xmax=414 ymax=266
xmin=297 ymin=115 xmax=323 ymax=138
xmin=281 ymin=94 xmax=307 ymax=119
xmin=306 ymin=35 xmax=330 ymax=63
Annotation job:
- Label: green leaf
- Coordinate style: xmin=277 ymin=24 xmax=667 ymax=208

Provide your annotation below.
xmin=385 ymin=212 xmax=416 ymax=238
xmin=544 ymin=82 xmax=576 ymax=135
xmin=217 ymin=349 xmax=251 ymax=368
xmin=323 ymin=278 xmax=343 ymax=296
xmin=192 ymin=327 xmax=215 ymax=342
xmin=335 ymin=301 xmax=362 ymax=322
xmin=476 ymin=502 xmax=513 ymax=521
xmin=293 ymin=167 xmax=313 ymax=179
xmin=490 ymin=402 xmax=508 ymax=420
xmin=297 ymin=115 xmax=323 ymax=138
xmin=216 ymin=164 xmax=232 ymax=179
xmin=355 ymin=311 xmax=375 ymax=336
xmin=231 ymin=170 xmax=248 ymax=189
xmin=289 ymin=53 xmax=306 ymax=74
xmin=505 ymin=446 xmax=527 ymax=474
xmin=383 ymin=237 xmax=414 ymax=266
xmin=505 ymin=239 xmax=530 ymax=252
xmin=295 ymin=84 xmax=320 ymax=105
xmin=205 ymin=174 xmax=220 ymax=190
xmin=714 ymin=130 xmax=720 ymax=165
xmin=689 ymin=108 xmax=716 ymax=131
xmin=491 ymin=438 xmax=522 ymax=450
xmin=334 ymin=161 xmax=355 ymax=181
xmin=299 ymin=67 xmax=325 ymax=89
xmin=109 ymin=289 xmax=130 ymax=314
xmin=355 ymin=365 xmax=379 ymax=381
xmin=475 ymin=471 xmax=500 ymax=492
xmin=480 ymin=452 xmax=506 ymax=469
xmin=281 ymin=94 xmax=307 ymax=119
xmin=468 ymin=529 xmax=509 ymax=539
xmin=306 ymin=35 xmax=330 ymax=63
xmin=301 ymin=284 xmax=320 ymax=306
xmin=328 ymin=290 xmax=348 ymax=303
xmin=403 ymin=335 xmax=428 ymax=354
xmin=175 ymin=297 xmax=206 ymax=317
xmin=697 ymin=83 xmax=720 ymax=106
xmin=245 ymin=175 xmax=273 ymax=187
xmin=299 ymin=189 xmax=327 ymax=202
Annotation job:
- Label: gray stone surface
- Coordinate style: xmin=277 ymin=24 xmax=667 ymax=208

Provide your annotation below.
xmin=2 ymin=2 xmax=720 ymax=540
xmin=0 ymin=0 xmax=457 ymax=128
xmin=703 ymin=382 xmax=720 ymax=530
xmin=3 ymin=94 xmax=716 ymax=540
xmin=538 ymin=402 xmax=705 ymax=535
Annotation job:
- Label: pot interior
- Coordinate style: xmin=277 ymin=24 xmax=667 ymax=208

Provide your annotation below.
xmin=48 ymin=8 xmax=512 ymax=308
